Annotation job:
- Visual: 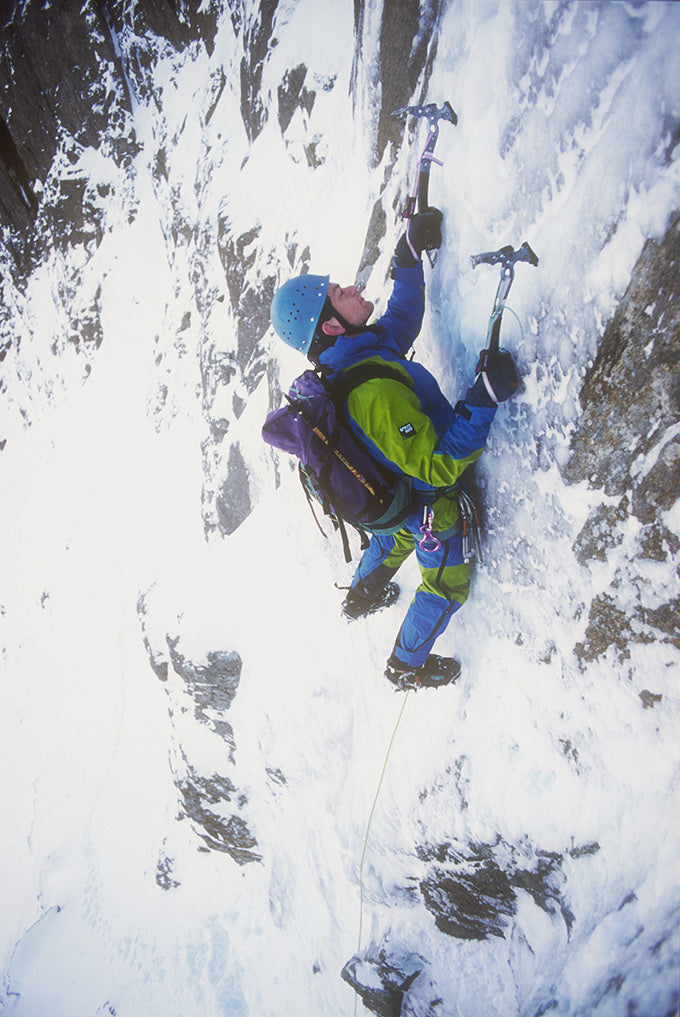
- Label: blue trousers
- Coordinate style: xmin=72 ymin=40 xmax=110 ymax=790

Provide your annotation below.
xmin=350 ymin=512 xmax=470 ymax=668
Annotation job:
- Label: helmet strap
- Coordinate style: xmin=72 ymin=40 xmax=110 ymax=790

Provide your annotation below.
xmin=315 ymin=296 xmax=355 ymax=337
xmin=308 ymin=298 xmax=364 ymax=363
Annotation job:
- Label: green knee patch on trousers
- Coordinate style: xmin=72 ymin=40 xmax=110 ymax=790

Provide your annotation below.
xmin=420 ymin=561 xmax=470 ymax=606
xmin=383 ymin=528 xmax=416 ymax=568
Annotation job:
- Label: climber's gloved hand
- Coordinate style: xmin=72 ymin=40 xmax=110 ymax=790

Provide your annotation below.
xmin=409 ymin=208 xmax=443 ymax=253
xmin=394 ymin=208 xmax=443 ymax=267
xmin=467 ymin=348 xmax=520 ymax=406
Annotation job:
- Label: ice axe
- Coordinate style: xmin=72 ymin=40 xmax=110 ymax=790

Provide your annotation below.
xmin=392 ymin=101 xmax=457 ymax=264
xmin=471 ymin=241 xmax=539 ymax=352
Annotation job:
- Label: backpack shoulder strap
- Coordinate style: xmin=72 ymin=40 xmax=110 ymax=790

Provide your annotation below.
xmin=329 ymin=361 xmax=412 ymax=405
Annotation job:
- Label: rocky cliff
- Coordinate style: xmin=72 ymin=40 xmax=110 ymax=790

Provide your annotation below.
xmin=1 ymin=2 xmax=679 ymax=1015
xmin=566 ymin=210 xmax=680 ymax=667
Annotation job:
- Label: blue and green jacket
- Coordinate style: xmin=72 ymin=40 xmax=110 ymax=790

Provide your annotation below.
xmin=317 ymin=261 xmax=496 ymax=535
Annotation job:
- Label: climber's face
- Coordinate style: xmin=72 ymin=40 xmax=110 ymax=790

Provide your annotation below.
xmin=322 ymin=283 xmax=374 ymax=335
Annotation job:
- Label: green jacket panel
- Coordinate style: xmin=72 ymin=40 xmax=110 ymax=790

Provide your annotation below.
xmin=346 ymin=377 xmax=484 ymax=491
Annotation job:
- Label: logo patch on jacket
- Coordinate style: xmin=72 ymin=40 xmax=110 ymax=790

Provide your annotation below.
xmin=399 ymin=422 xmax=416 ymax=439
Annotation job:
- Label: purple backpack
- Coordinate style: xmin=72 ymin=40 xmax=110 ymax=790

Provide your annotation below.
xmin=262 ymin=365 xmax=415 ymax=559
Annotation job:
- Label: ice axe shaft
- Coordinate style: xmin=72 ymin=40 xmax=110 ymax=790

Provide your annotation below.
xmin=470 ymin=241 xmax=539 ymax=352
xmin=392 ymin=101 xmax=457 ymax=264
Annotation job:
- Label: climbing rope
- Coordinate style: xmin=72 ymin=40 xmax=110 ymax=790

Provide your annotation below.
xmin=353 ymin=690 xmax=411 ymax=1016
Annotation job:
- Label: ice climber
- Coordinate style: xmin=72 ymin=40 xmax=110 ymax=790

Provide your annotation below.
xmin=269 ymin=209 xmax=519 ymax=689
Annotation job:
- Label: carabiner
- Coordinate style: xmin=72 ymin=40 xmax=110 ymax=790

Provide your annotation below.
xmin=419 ymin=508 xmax=441 ymax=552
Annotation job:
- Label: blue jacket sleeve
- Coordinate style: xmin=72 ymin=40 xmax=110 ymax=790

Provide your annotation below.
xmin=373 ymin=261 xmax=426 ymax=356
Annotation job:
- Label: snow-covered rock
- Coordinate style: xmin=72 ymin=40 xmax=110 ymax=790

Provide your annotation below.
xmin=1 ymin=2 xmax=679 ymax=1016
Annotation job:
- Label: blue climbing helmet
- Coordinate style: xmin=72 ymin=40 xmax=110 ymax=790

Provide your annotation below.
xmin=270 ymin=274 xmax=330 ymax=353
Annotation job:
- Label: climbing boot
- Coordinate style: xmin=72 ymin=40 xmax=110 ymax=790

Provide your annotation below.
xmin=341 ymin=581 xmax=400 ymax=621
xmin=384 ymin=653 xmax=462 ymax=691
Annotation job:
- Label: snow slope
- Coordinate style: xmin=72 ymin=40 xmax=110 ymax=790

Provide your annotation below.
xmin=1 ymin=2 xmax=679 ymax=1015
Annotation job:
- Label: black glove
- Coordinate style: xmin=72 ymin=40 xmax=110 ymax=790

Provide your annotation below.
xmin=467 ymin=348 xmax=520 ymax=405
xmin=409 ymin=208 xmax=443 ymax=253
xmin=394 ymin=208 xmax=443 ymax=266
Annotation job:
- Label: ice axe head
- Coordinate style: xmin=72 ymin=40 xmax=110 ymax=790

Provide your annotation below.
xmin=392 ymin=101 xmax=458 ymax=132
xmin=432 ymin=101 xmax=457 ymax=128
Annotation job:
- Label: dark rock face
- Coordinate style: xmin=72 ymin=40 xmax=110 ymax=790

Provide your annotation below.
xmin=417 ymin=838 xmax=576 ymax=941
xmin=0 ymin=0 xmax=213 ymax=253
xmin=0 ymin=107 xmax=38 ymax=232
xmin=351 ymin=0 xmax=445 ymax=278
xmin=572 ymin=502 xmax=627 ymax=566
xmin=0 ymin=2 xmax=114 ymax=236
xmin=237 ymin=0 xmax=278 ymax=143
xmin=341 ymin=837 xmax=599 ymax=1017
xmin=564 ymin=209 xmax=680 ymax=669
xmin=177 ymin=755 xmax=261 ymax=864
xmin=105 ymin=0 xmax=219 ymax=56
xmin=218 ymin=214 xmax=276 ymax=381
xmin=216 ymin=443 xmax=252 ymax=537
xmin=0 ymin=0 xmax=220 ymax=450
xmin=162 ymin=644 xmax=260 ymax=863
xmin=277 ymin=64 xmax=315 ymax=134
xmin=342 ymin=947 xmax=421 ymax=1017
xmin=137 ymin=591 xmax=259 ymax=866
xmin=632 ymin=433 xmax=680 ymax=524
xmin=575 ymin=593 xmax=636 ymax=664
xmin=563 ymin=209 xmax=680 ymax=499
xmin=420 ymin=859 xmax=516 ymax=941
xmin=352 ymin=0 xmax=444 ymax=165
xmin=166 ymin=637 xmax=242 ymax=745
